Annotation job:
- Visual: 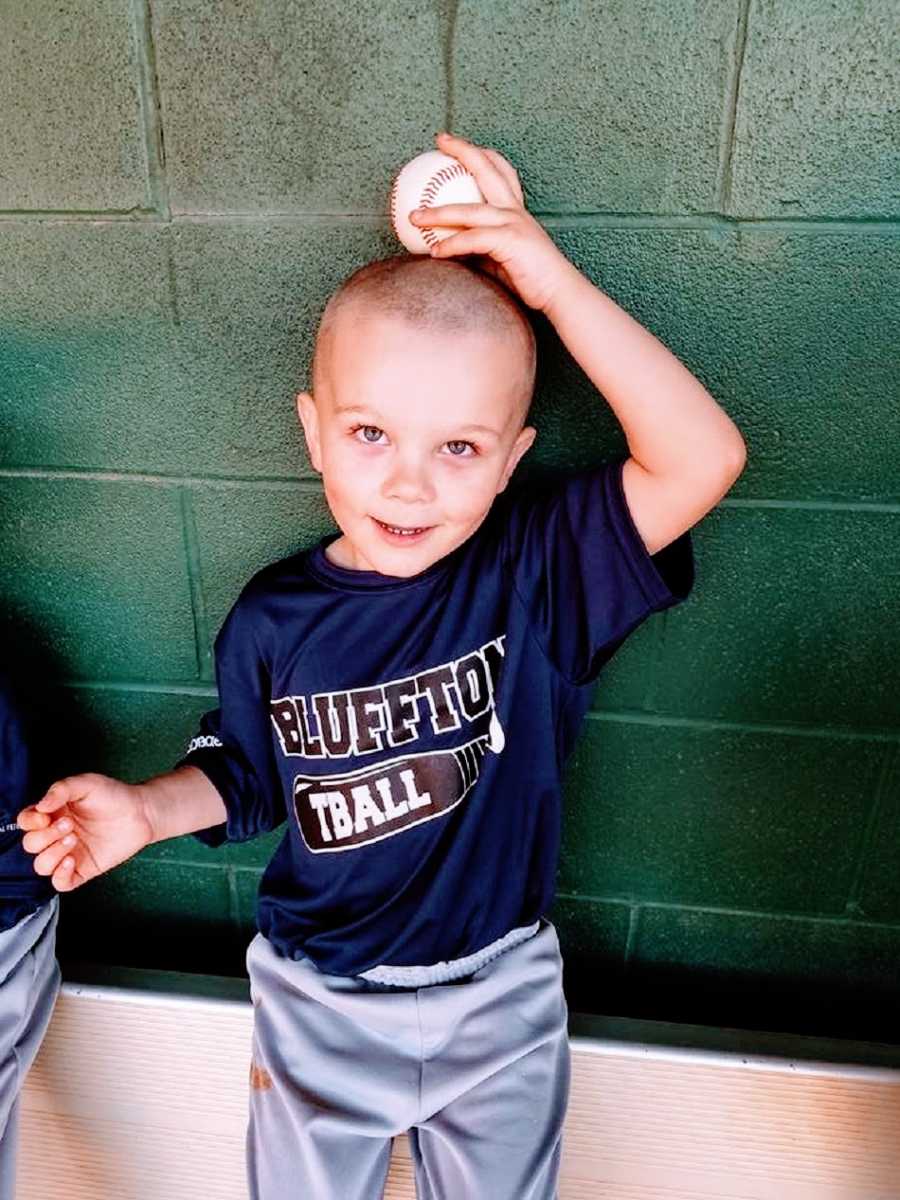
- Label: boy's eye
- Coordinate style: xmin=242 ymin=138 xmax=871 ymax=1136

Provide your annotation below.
xmin=445 ymin=440 xmax=476 ymax=457
xmin=354 ymin=425 xmax=385 ymax=444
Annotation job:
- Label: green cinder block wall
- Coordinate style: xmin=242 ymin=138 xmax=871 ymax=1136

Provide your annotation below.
xmin=1 ymin=0 xmax=898 ymax=1043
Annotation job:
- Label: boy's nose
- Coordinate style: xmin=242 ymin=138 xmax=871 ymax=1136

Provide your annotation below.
xmin=382 ymin=459 xmax=436 ymax=505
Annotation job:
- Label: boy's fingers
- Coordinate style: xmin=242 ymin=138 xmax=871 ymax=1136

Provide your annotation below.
xmin=22 ymin=815 xmax=73 ymax=854
xmin=482 ymin=149 xmax=525 ymax=206
xmin=17 ymin=807 xmax=50 ymax=832
xmin=33 ymin=833 xmax=79 ymax=878
xmin=51 ymin=856 xmax=82 ymax=894
xmin=36 ymin=780 xmax=83 ymax=813
xmin=435 ymin=132 xmax=515 ymax=207
xmin=430 ymin=229 xmax=504 ymax=259
xmin=36 ymin=773 xmax=101 ymax=813
xmin=411 ymin=203 xmax=506 ymax=228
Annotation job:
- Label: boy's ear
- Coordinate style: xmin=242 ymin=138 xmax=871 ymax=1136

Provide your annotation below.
xmin=497 ymin=424 xmax=537 ymax=493
xmin=296 ymin=391 xmax=322 ymax=473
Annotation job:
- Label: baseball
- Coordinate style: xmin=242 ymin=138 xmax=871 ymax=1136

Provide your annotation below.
xmin=390 ymin=150 xmax=484 ymax=255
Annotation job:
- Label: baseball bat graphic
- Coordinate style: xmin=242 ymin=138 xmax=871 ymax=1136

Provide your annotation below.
xmin=293 ymin=711 xmax=505 ymax=853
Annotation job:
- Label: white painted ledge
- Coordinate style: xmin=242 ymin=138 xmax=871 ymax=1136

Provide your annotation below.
xmin=18 ymin=968 xmax=900 ymax=1200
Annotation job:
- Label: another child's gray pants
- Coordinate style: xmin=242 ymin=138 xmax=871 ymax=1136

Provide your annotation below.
xmin=246 ymin=920 xmax=570 ymax=1199
xmin=0 ymin=898 xmax=59 ymax=1199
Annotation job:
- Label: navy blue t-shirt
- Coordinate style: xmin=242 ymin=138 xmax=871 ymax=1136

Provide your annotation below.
xmin=0 ymin=675 xmax=55 ymax=929
xmin=182 ymin=459 xmax=694 ymax=976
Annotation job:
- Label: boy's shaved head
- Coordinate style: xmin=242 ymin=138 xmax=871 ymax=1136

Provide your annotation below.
xmin=311 ymin=254 xmax=536 ymax=418
xmin=297 ymin=253 xmax=540 ymax=578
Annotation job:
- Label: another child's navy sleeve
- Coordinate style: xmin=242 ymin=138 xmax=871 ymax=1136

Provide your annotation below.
xmin=0 ymin=679 xmax=37 ymax=829
xmin=176 ymin=597 xmax=286 ymax=846
xmin=502 ymin=458 xmax=695 ymax=685
xmin=0 ymin=674 xmax=55 ymax=912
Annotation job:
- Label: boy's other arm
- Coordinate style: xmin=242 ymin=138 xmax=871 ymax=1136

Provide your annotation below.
xmin=17 ymin=766 xmax=226 ymax=893
xmin=542 ymin=263 xmax=746 ymax=555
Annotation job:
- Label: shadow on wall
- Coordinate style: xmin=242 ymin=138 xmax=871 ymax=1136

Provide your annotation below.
xmin=1 ymin=606 xmax=240 ymax=976
xmin=2 ymin=607 xmax=104 ymax=787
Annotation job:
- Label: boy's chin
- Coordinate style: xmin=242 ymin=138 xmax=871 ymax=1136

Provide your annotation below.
xmin=365 ymin=535 xmax=456 ymax=579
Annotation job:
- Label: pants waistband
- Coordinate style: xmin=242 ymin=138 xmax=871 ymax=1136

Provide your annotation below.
xmin=358 ymin=921 xmax=541 ymax=988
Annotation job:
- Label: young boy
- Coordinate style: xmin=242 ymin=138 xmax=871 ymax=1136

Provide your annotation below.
xmin=18 ymin=133 xmax=745 ymax=1198
xmin=0 ymin=673 xmax=60 ymax=1199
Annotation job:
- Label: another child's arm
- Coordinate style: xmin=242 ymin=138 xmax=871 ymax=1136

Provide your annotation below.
xmin=17 ymin=766 xmax=226 ymax=893
xmin=412 ymin=132 xmax=746 ymax=555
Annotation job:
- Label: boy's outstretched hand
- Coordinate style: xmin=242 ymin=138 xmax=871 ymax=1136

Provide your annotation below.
xmin=17 ymin=775 xmax=154 ymax=893
xmin=411 ymin=132 xmax=578 ymax=314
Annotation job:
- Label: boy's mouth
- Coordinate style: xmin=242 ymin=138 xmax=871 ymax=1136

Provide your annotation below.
xmin=372 ymin=517 xmax=434 ymax=544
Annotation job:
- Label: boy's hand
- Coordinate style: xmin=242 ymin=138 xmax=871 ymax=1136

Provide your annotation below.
xmin=18 ymin=774 xmax=154 ymax=893
xmin=410 ymin=132 xmax=578 ymax=313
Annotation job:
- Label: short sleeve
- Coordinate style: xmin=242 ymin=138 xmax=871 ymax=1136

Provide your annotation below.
xmin=176 ymin=597 xmax=286 ymax=846
xmin=502 ymin=459 xmax=694 ymax=685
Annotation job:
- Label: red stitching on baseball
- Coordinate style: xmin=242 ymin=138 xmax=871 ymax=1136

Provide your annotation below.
xmin=389 ymin=177 xmax=398 ymax=226
xmin=414 ymin=162 xmax=473 ymax=248
xmin=418 ymin=162 xmax=472 ymax=215
xmin=391 ymin=159 xmax=473 ymax=249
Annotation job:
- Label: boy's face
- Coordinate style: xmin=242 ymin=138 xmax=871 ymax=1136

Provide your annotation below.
xmin=297 ymin=311 xmax=536 ymax=578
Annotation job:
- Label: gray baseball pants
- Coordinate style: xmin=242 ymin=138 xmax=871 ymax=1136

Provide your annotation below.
xmin=246 ymin=920 xmax=570 ymax=1199
xmin=0 ymin=898 xmax=60 ymax=1199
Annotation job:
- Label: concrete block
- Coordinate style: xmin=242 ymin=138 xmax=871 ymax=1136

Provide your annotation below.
xmin=858 ymin=752 xmax=900 ymax=923
xmin=657 ymin=505 xmax=900 ymax=730
xmin=729 ymin=0 xmax=900 ymax=217
xmin=0 ymin=223 xmax=186 ymax=473
xmin=452 ymin=0 xmax=740 ymax=214
xmin=0 ymin=477 xmax=197 ymax=681
xmin=189 ymin=482 xmax=335 ymax=665
xmin=0 ymin=0 xmax=146 ymax=211
xmin=559 ymin=718 xmax=881 ymax=915
xmin=55 ymin=684 xmax=211 ymax=782
xmin=153 ymin=0 xmax=448 ymax=213
xmin=0 ymin=221 xmax=399 ymax=478
xmin=551 ymin=226 xmax=900 ymax=502
xmin=168 ymin=222 xmax=397 ymax=478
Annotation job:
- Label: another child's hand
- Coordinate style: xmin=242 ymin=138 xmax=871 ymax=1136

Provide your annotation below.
xmin=409 ymin=132 xmax=577 ymax=314
xmin=17 ymin=774 xmax=154 ymax=892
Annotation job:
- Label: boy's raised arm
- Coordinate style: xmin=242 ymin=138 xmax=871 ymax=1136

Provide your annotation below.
xmin=17 ymin=766 xmax=226 ymax=893
xmin=412 ymin=131 xmax=747 ymax=556
xmin=538 ymin=266 xmax=746 ymax=555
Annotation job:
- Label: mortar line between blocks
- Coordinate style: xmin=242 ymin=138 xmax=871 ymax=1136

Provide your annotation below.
xmin=39 ymin=682 xmax=900 ymax=745
xmin=716 ymin=0 xmax=752 ymax=213
xmin=130 ymin=0 xmax=170 ymax=220
xmin=0 ymin=466 xmax=326 ymax=491
xmin=586 ymin=708 xmax=900 ymax=745
xmin=844 ymin=741 xmax=899 ymax=913
xmin=443 ymin=0 xmax=460 ymax=133
xmin=641 ymin=614 xmax=667 ymax=712
xmin=555 ymin=891 xmax=900 ymax=934
xmin=226 ymin=866 xmax=242 ymax=932
xmin=2 ymin=210 xmax=899 ymax=230
xmin=63 ymin=680 xmax=217 ymax=697
xmin=177 ymin=487 xmax=212 ymax=681
xmin=2 ymin=468 xmax=898 ymax=512
xmin=623 ymin=906 xmax=641 ymax=971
